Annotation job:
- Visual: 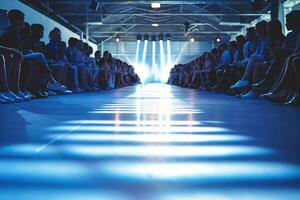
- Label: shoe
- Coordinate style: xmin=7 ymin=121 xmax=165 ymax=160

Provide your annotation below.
xmin=241 ymin=90 xmax=258 ymax=98
xmin=64 ymin=89 xmax=73 ymax=94
xmin=32 ymin=91 xmax=48 ymax=99
xmin=0 ymin=98 xmax=5 ymax=104
xmin=227 ymin=87 xmax=248 ymax=96
xmin=260 ymin=91 xmax=287 ymax=103
xmin=72 ymin=88 xmax=83 ymax=93
xmin=2 ymin=91 xmax=24 ymax=102
xmin=212 ymin=84 xmax=229 ymax=92
xmin=284 ymin=92 xmax=295 ymax=103
xmin=285 ymin=92 xmax=300 ymax=106
xmin=81 ymin=86 xmax=93 ymax=91
xmin=14 ymin=91 xmax=32 ymax=101
xmin=92 ymin=86 xmax=101 ymax=91
xmin=253 ymin=78 xmax=274 ymax=91
xmin=47 ymin=90 xmax=57 ymax=96
xmin=0 ymin=94 xmax=14 ymax=104
xmin=230 ymin=80 xmax=250 ymax=89
xmin=48 ymin=82 xmax=67 ymax=92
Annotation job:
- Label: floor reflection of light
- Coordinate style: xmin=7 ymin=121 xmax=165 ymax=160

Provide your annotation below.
xmin=156 ymin=189 xmax=300 ymax=200
xmin=0 ymin=160 xmax=89 ymax=181
xmin=101 ymin=105 xmax=195 ymax=110
xmin=46 ymin=133 xmax=251 ymax=143
xmin=103 ymin=105 xmax=191 ymax=108
xmin=89 ymin=110 xmax=203 ymax=114
xmin=62 ymin=145 xmax=272 ymax=158
xmin=0 ymin=188 xmax=128 ymax=200
xmin=114 ymin=111 xmax=121 ymax=127
xmin=99 ymin=161 xmax=300 ymax=181
xmin=64 ymin=120 xmax=202 ymax=126
xmin=0 ymin=144 xmax=269 ymax=158
xmin=48 ymin=126 xmax=228 ymax=133
xmin=128 ymin=93 xmax=174 ymax=98
xmin=94 ymin=108 xmax=201 ymax=112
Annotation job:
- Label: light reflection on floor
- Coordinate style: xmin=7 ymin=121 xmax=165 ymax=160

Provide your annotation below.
xmin=1 ymin=83 xmax=300 ymax=199
xmin=46 ymin=133 xmax=250 ymax=143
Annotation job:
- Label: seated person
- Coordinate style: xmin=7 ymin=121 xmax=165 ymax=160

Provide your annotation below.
xmin=0 ymin=54 xmax=16 ymax=103
xmin=96 ymin=51 xmax=109 ymax=89
xmin=200 ymin=52 xmax=214 ymax=89
xmin=254 ymin=10 xmax=300 ymax=91
xmin=285 ymin=52 xmax=300 ymax=106
xmin=66 ymin=38 xmax=92 ymax=91
xmin=46 ymin=28 xmax=71 ymax=91
xmin=214 ymin=41 xmax=239 ymax=91
xmin=0 ymin=10 xmax=34 ymax=101
xmin=230 ymin=20 xmax=269 ymax=90
xmin=0 ymin=9 xmax=66 ymax=98
xmin=188 ymin=58 xmax=203 ymax=88
xmin=82 ymin=43 xmax=100 ymax=90
xmin=263 ymin=31 xmax=300 ymax=103
xmin=57 ymin=41 xmax=81 ymax=92
xmin=94 ymin=50 xmax=101 ymax=66
xmin=242 ymin=19 xmax=285 ymax=98
xmin=0 ymin=46 xmax=33 ymax=102
xmin=239 ymin=28 xmax=257 ymax=71
xmin=212 ymin=43 xmax=233 ymax=91
xmin=214 ymin=43 xmax=231 ymax=82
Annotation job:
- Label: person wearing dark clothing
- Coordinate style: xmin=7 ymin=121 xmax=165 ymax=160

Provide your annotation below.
xmin=253 ymin=10 xmax=300 ymax=92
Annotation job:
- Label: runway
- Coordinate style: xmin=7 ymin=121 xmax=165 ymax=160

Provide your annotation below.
xmin=1 ymin=83 xmax=300 ymax=199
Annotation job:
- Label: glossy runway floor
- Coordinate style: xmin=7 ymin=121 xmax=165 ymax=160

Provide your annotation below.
xmin=1 ymin=83 xmax=300 ymax=200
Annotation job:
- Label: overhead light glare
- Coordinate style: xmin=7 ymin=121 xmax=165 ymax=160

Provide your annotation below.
xmin=151 ymin=2 xmax=161 ymax=9
xmin=165 ymin=33 xmax=171 ymax=41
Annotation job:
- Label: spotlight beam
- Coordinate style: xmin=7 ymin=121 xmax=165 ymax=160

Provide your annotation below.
xmin=142 ymin=40 xmax=148 ymax=65
xmin=159 ymin=40 xmax=165 ymax=82
xmin=134 ymin=40 xmax=141 ymax=64
xmin=152 ymin=41 xmax=158 ymax=81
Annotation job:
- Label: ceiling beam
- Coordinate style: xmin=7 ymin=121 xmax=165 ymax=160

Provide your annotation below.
xmin=61 ymin=13 xmax=265 ymax=16
xmin=90 ymin=31 xmax=239 ymax=34
xmin=86 ymin=23 xmax=211 ymax=26
xmin=47 ymin=0 xmax=258 ymax=5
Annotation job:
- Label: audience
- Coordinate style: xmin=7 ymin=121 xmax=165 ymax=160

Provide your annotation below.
xmin=168 ymin=9 xmax=300 ymax=107
xmin=0 ymin=9 xmax=140 ymax=104
xmin=1 ymin=7 xmax=299 ymax=107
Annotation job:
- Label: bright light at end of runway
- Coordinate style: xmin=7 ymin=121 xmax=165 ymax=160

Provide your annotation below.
xmin=47 ymin=125 xmax=228 ymax=133
xmin=64 ymin=120 xmax=202 ymax=126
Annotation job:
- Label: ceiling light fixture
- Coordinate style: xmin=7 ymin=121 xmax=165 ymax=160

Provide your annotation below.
xmin=144 ymin=34 xmax=149 ymax=42
xmin=165 ymin=33 xmax=171 ymax=41
xmin=151 ymin=2 xmax=161 ymax=9
xmin=137 ymin=34 xmax=142 ymax=42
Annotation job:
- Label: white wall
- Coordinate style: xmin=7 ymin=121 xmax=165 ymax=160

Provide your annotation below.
xmin=0 ymin=0 xmax=97 ymax=52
